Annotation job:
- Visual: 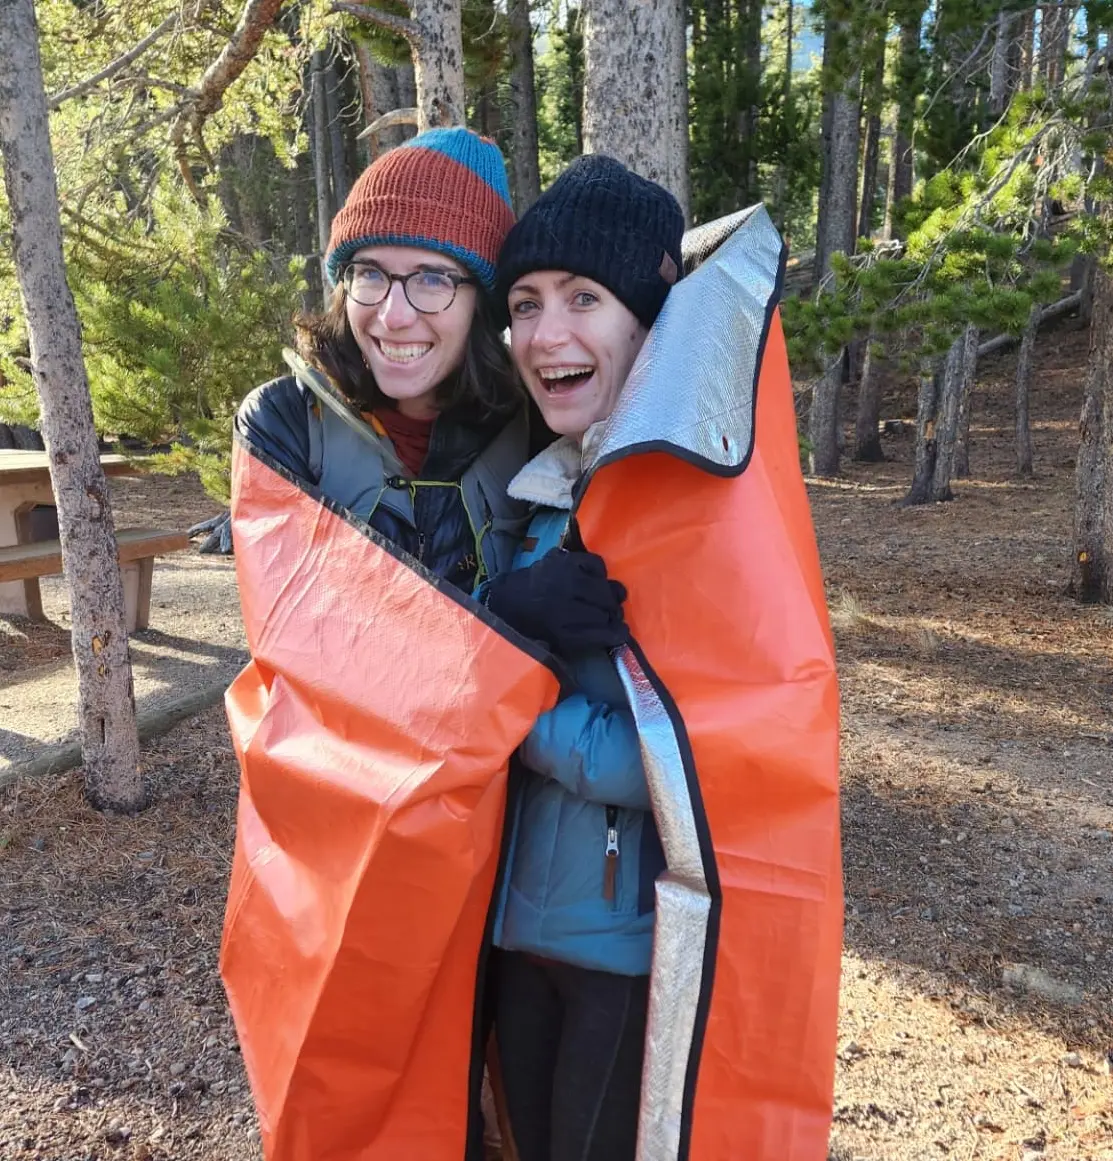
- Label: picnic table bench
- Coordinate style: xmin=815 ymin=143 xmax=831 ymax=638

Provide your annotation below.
xmin=0 ymin=451 xmax=188 ymax=631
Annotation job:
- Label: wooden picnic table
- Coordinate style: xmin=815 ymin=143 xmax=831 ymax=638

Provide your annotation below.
xmin=0 ymin=451 xmax=138 ymax=619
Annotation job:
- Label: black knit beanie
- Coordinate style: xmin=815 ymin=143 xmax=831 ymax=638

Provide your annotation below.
xmin=497 ymin=154 xmax=685 ymax=329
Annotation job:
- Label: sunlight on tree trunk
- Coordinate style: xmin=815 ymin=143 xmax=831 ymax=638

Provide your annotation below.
xmin=581 ymin=0 xmax=689 ymax=214
xmin=0 ymin=0 xmax=143 ymax=811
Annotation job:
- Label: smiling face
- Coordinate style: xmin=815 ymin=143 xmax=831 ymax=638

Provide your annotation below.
xmin=507 ymin=272 xmax=648 ymax=443
xmin=344 ymin=244 xmax=477 ymax=419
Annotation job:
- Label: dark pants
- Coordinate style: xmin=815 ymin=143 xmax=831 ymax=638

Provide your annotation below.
xmin=492 ymin=950 xmax=649 ymax=1161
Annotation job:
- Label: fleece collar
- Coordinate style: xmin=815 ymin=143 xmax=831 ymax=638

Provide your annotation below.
xmin=506 ymin=436 xmax=583 ymax=510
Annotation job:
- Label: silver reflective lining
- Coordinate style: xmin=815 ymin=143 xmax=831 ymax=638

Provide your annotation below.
xmin=614 ymin=647 xmax=710 ymax=1161
xmin=581 ymin=204 xmax=783 ymax=478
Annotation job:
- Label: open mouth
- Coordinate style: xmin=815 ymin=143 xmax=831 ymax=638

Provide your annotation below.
xmin=375 ymin=338 xmax=433 ymax=365
xmin=537 ymin=365 xmax=595 ymax=394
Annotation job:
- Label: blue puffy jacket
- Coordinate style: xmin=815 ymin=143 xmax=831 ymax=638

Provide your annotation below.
xmin=490 ymin=440 xmax=665 ymax=977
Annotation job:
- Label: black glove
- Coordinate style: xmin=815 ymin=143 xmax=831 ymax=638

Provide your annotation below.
xmin=484 ymin=548 xmax=628 ymax=653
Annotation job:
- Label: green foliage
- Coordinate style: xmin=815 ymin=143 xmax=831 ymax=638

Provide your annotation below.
xmin=689 ymin=0 xmax=822 ymax=235
xmin=79 ymin=194 xmax=302 ymax=501
xmin=784 ymin=96 xmax=1088 ymax=374
xmin=535 ymin=0 xmax=584 ymax=188
xmin=1 ymin=192 xmax=303 ymax=502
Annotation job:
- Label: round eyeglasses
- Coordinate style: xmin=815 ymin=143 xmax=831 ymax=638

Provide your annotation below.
xmin=342 ymin=261 xmax=477 ymax=314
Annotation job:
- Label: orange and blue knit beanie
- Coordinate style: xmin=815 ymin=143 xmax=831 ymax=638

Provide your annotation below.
xmin=326 ymin=127 xmax=515 ymax=292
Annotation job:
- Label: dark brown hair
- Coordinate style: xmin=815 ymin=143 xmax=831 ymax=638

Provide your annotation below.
xmin=294 ymin=284 xmax=521 ymax=416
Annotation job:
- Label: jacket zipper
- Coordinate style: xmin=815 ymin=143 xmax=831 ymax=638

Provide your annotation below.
xmin=603 ymin=805 xmax=620 ymax=905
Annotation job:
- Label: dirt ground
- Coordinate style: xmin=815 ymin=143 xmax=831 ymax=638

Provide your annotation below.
xmin=1 ymin=326 xmax=1111 ymax=1161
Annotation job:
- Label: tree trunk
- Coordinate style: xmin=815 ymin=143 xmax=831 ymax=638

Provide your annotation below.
xmin=324 ymin=50 xmax=351 ymax=208
xmin=933 ymin=323 xmax=978 ymax=496
xmin=1017 ymin=9 xmax=1035 ymax=91
xmin=0 ymin=0 xmax=143 ymax=811
xmin=410 ymin=0 xmax=465 ymax=128
xmin=990 ymin=8 xmax=1013 ymax=114
xmin=903 ymin=359 xmax=940 ymax=505
xmin=668 ymin=0 xmax=691 ymax=219
xmin=737 ymin=0 xmax=762 ymax=205
xmin=953 ymin=324 xmax=978 ymax=478
xmin=582 ymin=0 xmax=689 ymax=212
xmin=814 ymin=28 xmax=835 ymax=271
xmin=507 ymin=0 xmax=541 ymax=212
xmin=809 ymin=355 xmax=843 ymax=477
xmin=772 ymin=0 xmax=793 ymax=230
xmin=815 ymin=53 xmax=860 ymax=282
xmin=857 ymin=31 xmax=885 ymax=240
xmin=858 ymin=108 xmax=881 ymax=240
xmin=1015 ymin=300 xmax=1040 ymax=475
xmin=885 ymin=6 xmax=924 ymax=239
xmin=355 ymin=47 xmax=414 ymax=158
xmin=291 ymin=141 xmax=319 ymax=310
xmin=1071 ymin=261 xmax=1111 ymax=601
xmin=310 ymin=50 xmax=333 ymax=296
xmin=1039 ymin=2 xmax=1075 ymax=88
xmin=341 ymin=0 xmax=464 ymax=130
xmin=853 ymin=334 xmax=885 ymax=461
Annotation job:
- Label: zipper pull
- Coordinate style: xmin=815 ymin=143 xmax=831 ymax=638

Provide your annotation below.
xmin=603 ymin=806 xmax=619 ymax=902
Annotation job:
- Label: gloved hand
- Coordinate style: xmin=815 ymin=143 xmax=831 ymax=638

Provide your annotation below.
xmin=483 ymin=548 xmax=628 ymax=653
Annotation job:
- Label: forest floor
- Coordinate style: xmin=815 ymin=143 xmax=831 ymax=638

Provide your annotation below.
xmin=1 ymin=323 xmax=1111 ymax=1161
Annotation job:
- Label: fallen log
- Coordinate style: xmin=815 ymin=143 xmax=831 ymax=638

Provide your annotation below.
xmin=977 ymin=291 xmax=1083 ymax=359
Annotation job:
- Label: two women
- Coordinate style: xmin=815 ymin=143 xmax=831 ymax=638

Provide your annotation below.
xmin=225 ymin=130 xmax=840 ymax=1161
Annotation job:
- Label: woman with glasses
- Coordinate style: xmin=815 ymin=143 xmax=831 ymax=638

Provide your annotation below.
xmin=236 ymin=126 xmax=534 ymax=590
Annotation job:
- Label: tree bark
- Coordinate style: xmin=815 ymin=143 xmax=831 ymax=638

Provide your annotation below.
xmin=951 ymin=320 xmax=979 ymax=478
xmin=1071 ymin=261 xmax=1111 ymax=601
xmin=937 ymin=322 xmax=979 ymax=499
xmin=291 ymin=141 xmax=319 ymax=310
xmin=857 ymin=26 xmax=885 ymax=240
xmin=581 ymin=0 xmax=689 ymax=213
xmin=310 ymin=50 xmax=334 ymax=297
xmin=507 ymin=0 xmax=541 ymax=212
xmin=885 ymin=5 xmax=924 ymax=239
xmin=903 ymin=359 xmax=940 ymax=505
xmin=1039 ymin=2 xmax=1076 ymax=88
xmin=772 ymin=0 xmax=794 ymax=230
xmin=1016 ymin=10 xmax=1035 ymax=92
xmin=324 ymin=49 xmax=351 ymax=208
xmin=668 ymin=0 xmax=691 ymax=219
xmin=990 ymin=8 xmax=1013 ymax=114
xmin=809 ymin=356 xmax=843 ymax=477
xmin=336 ymin=0 xmax=464 ymax=129
xmin=737 ymin=0 xmax=762 ymax=205
xmin=0 ymin=0 xmax=143 ymax=811
xmin=853 ymin=334 xmax=885 ymax=461
xmin=815 ymin=49 xmax=860 ymax=281
xmin=858 ymin=107 xmax=882 ymax=240
xmin=1015 ymin=300 xmax=1040 ymax=475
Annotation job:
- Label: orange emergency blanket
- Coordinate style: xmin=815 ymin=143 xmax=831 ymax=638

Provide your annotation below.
xmin=577 ymin=315 xmax=841 ymax=1161
xmin=221 ymin=204 xmax=840 ymax=1161
xmin=221 ymin=449 xmax=558 ymax=1159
